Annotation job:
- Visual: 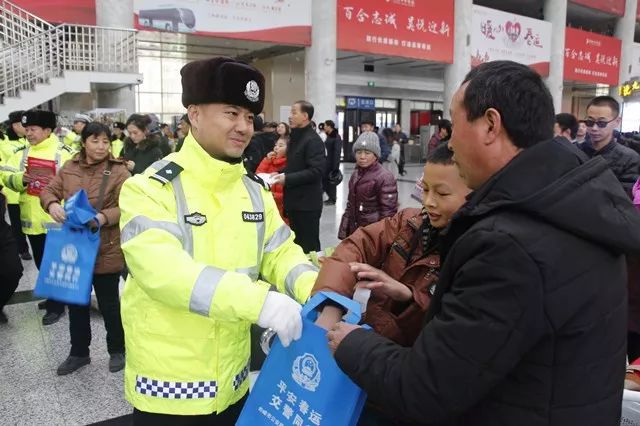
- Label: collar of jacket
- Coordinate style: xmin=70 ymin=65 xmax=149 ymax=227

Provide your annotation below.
xmin=178 ymin=132 xmax=246 ymax=190
xmin=356 ymin=161 xmax=382 ymax=175
xmin=29 ymin=133 xmax=59 ymax=153
xmin=290 ymin=123 xmax=313 ymax=139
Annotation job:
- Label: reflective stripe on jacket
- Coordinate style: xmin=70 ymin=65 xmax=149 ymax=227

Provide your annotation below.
xmin=0 ymin=137 xmax=28 ymax=204
xmin=0 ymin=134 xmax=71 ymax=235
xmin=119 ymin=133 xmax=317 ymax=415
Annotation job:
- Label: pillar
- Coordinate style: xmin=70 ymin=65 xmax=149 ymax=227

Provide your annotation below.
xmin=400 ymin=99 xmax=411 ymax=135
xmin=543 ymin=0 xmax=568 ymax=113
xmin=610 ymin=0 xmax=638 ymax=101
xmin=443 ymin=0 xmax=473 ymax=119
xmin=305 ymin=0 xmax=337 ymax=123
xmin=96 ymin=0 xmax=136 ymax=116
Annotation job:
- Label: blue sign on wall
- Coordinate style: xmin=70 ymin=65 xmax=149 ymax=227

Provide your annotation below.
xmin=346 ymin=97 xmax=376 ymax=110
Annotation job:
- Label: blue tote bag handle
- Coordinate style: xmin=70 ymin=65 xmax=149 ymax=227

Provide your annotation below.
xmin=301 ymin=291 xmax=362 ymax=325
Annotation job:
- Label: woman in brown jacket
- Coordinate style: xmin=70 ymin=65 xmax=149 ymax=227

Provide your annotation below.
xmin=40 ymin=122 xmax=130 ymax=376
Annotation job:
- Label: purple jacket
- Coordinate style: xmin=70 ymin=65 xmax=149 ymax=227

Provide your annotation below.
xmin=339 ymin=162 xmax=398 ymax=239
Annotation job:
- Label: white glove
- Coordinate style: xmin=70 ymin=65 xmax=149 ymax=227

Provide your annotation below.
xmin=257 ymin=291 xmax=302 ymax=348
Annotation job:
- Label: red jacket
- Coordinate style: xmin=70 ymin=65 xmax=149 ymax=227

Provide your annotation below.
xmin=256 ymin=155 xmax=288 ymax=224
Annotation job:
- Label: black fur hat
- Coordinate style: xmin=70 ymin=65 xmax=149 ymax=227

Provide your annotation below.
xmin=180 ymin=57 xmax=265 ymax=115
xmin=8 ymin=110 xmax=24 ymax=124
xmin=21 ymin=110 xmax=57 ymax=130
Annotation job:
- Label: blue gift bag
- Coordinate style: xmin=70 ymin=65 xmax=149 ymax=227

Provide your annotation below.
xmin=63 ymin=189 xmax=97 ymax=227
xmin=237 ymin=292 xmax=367 ymax=426
xmin=34 ymin=223 xmax=100 ymax=305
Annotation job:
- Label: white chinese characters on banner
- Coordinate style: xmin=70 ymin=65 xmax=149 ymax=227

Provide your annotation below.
xmin=470 ymin=5 xmax=552 ymax=76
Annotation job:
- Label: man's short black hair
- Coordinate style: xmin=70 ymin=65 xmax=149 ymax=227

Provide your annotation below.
xmin=555 ymin=113 xmax=579 ymax=139
xmin=426 ymin=142 xmax=454 ymax=165
xmin=462 ymin=60 xmax=555 ymax=149
xmin=586 ymin=95 xmax=620 ymax=118
xmin=295 ymin=100 xmax=314 ymax=120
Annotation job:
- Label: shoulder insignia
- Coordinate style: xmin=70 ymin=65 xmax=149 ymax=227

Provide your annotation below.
xmin=13 ymin=145 xmax=27 ymax=154
xmin=245 ymin=172 xmax=270 ymax=191
xmin=149 ymin=161 xmax=184 ymax=185
xmin=60 ymin=144 xmax=74 ymax=153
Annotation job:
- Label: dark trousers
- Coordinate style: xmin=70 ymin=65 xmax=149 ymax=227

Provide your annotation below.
xmin=28 ymin=233 xmax=65 ymax=314
xmin=0 ymin=236 xmax=22 ymax=310
xmin=398 ymin=144 xmax=406 ymax=175
xmin=287 ymin=209 xmax=321 ymax=253
xmin=323 ymin=176 xmax=337 ymax=202
xmin=132 ymin=395 xmax=247 ymax=426
xmin=7 ymin=204 xmax=29 ymax=254
xmin=69 ymin=272 xmax=124 ymax=357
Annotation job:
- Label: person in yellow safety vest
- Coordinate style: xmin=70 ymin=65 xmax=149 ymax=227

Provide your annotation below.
xmin=0 ymin=110 xmax=73 ymax=325
xmin=63 ymin=113 xmax=91 ymax=152
xmin=119 ymin=57 xmax=318 ymax=425
xmin=111 ymin=121 xmax=126 ymax=158
xmin=0 ymin=110 xmax=31 ymax=260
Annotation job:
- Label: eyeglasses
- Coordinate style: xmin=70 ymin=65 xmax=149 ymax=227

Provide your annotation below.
xmin=584 ymin=118 xmax=617 ymax=129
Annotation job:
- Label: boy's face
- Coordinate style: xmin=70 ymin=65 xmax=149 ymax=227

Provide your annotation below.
xmin=422 ymin=162 xmax=471 ymax=228
xmin=355 ymin=150 xmax=377 ymax=168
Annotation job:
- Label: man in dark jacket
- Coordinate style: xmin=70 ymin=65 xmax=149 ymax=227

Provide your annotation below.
xmin=243 ymin=115 xmax=277 ymax=173
xmin=272 ymin=100 xmax=325 ymax=252
xmin=322 ymin=120 xmax=342 ymax=205
xmin=0 ymin=192 xmax=23 ymax=323
xmin=393 ymin=123 xmax=409 ymax=175
xmin=326 ymin=61 xmax=640 ymax=425
xmin=579 ymin=96 xmax=640 ymax=197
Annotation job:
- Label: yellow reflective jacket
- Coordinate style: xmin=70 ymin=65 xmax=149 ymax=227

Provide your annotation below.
xmin=119 ymin=133 xmax=318 ymax=415
xmin=0 ymin=137 xmax=28 ymax=204
xmin=0 ymin=134 xmax=72 ymax=234
xmin=111 ymin=138 xmax=124 ymax=158
xmin=63 ymin=130 xmax=81 ymax=152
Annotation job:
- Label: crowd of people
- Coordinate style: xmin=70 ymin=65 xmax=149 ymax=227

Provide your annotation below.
xmin=1 ymin=57 xmax=640 ymax=425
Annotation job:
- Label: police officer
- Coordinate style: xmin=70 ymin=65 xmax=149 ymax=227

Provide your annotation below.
xmin=0 ymin=110 xmax=73 ymax=325
xmin=63 ymin=113 xmax=91 ymax=152
xmin=0 ymin=111 xmax=31 ymax=260
xmin=119 ymin=57 xmax=318 ymax=425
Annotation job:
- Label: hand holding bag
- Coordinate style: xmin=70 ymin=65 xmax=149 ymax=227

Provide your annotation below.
xmin=237 ymin=291 xmax=368 ymax=426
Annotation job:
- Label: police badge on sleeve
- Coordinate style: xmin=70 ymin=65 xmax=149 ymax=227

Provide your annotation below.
xmin=292 ymin=353 xmax=321 ymax=392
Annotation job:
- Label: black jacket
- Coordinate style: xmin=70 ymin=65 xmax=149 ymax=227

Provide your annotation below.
xmin=123 ymin=138 xmax=164 ymax=175
xmin=0 ymin=192 xmax=23 ymax=289
xmin=579 ymin=139 xmax=640 ymax=196
xmin=243 ymin=132 xmax=278 ymax=173
xmin=336 ymin=138 xmax=640 ymax=426
xmin=324 ymin=129 xmax=342 ymax=173
xmin=283 ymin=124 xmax=326 ymax=211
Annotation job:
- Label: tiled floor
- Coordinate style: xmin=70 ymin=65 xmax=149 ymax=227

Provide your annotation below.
xmin=0 ymin=163 xmax=424 ymax=425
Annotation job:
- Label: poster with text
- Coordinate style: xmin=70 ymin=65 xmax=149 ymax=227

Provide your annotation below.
xmin=571 ymin=0 xmax=625 ymax=16
xmin=134 ymin=0 xmax=311 ymax=45
xmin=470 ymin=5 xmax=551 ymax=76
xmin=11 ymin=0 xmax=95 ymax=25
xmin=564 ymin=27 xmax=621 ymax=86
xmin=337 ymin=0 xmax=454 ymax=63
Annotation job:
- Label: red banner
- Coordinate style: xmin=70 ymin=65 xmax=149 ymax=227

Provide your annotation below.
xmin=337 ymin=0 xmax=454 ymax=63
xmin=564 ymin=28 xmax=621 ymax=86
xmin=570 ymin=0 xmax=625 ymax=16
xmin=12 ymin=0 xmax=96 ymax=25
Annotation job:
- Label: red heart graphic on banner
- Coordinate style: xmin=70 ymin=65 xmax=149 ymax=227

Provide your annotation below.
xmin=505 ymin=21 xmax=521 ymax=42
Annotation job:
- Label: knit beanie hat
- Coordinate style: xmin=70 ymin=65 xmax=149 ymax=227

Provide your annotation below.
xmin=353 ymin=131 xmax=381 ymax=158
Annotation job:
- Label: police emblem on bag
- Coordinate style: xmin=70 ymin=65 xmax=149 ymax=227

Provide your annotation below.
xmin=61 ymin=244 xmax=78 ymax=264
xmin=292 ymin=353 xmax=321 ymax=392
xmin=244 ymin=80 xmax=260 ymax=102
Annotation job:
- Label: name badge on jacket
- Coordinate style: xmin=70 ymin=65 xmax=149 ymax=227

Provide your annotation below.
xmin=242 ymin=212 xmax=264 ymax=222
